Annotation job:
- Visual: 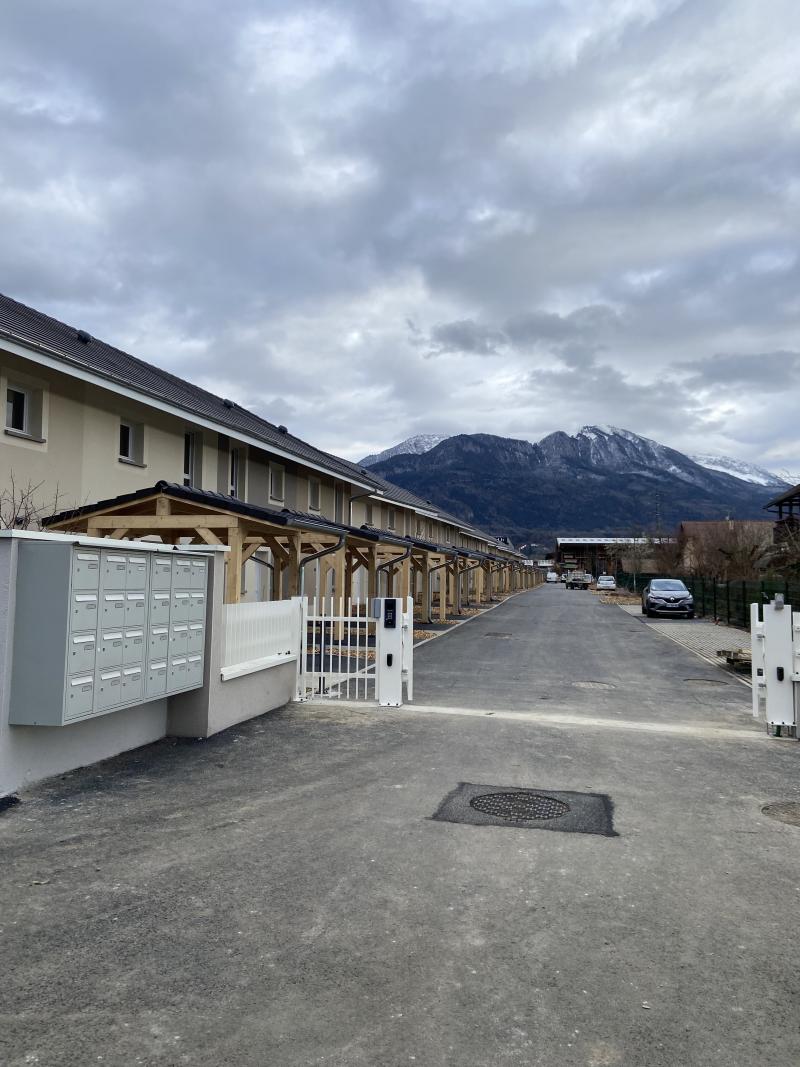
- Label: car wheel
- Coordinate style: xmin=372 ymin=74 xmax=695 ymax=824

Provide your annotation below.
xmin=687 ymin=611 xmax=695 ymax=619
xmin=641 ymin=605 xmax=647 ymax=615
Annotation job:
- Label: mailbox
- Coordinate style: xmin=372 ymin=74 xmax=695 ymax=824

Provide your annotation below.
xmin=8 ymin=540 xmax=210 ymax=726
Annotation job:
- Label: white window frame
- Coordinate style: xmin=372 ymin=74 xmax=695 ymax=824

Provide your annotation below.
xmin=229 ymin=448 xmax=241 ymax=498
xmin=308 ymin=477 xmax=321 ymax=512
xmin=117 ymin=417 xmax=145 ymax=466
xmin=387 ymin=506 xmax=396 ymax=530
xmin=365 ymin=502 xmax=374 ymax=526
xmin=6 ymin=386 xmax=29 ymax=435
xmin=270 ymin=463 xmax=285 ymax=503
xmin=183 ymin=431 xmax=202 ymax=487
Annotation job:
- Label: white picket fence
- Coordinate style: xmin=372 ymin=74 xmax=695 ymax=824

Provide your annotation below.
xmin=221 ymin=598 xmax=301 ymax=681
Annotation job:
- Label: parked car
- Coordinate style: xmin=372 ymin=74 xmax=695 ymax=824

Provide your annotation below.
xmin=560 ymin=573 xmax=568 ymax=583
xmin=546 ymin=571 xmax=558 ymax=583
xmin=597 ymin=575 xmax=617 ymax=590
xmin=565 ymin=572 xmax=591 ymax=590
xmin=642 ymin=579 xmax=694 ymax=618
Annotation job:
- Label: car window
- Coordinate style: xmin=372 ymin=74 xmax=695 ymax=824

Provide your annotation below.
xmin=651 ymin=580 xmax=687 ymax=591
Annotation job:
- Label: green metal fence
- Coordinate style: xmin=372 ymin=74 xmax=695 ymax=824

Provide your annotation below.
xmin=617 ymin=571 xmax=800 ymax=630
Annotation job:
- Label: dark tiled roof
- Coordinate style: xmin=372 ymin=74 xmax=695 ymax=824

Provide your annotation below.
xmin=0 ymin=291 xmax=373 ymax=488
xmin=1 ymin=291 xmax=518 ymax=553
xmin=764 ymin=483 xmax=800 ymax=510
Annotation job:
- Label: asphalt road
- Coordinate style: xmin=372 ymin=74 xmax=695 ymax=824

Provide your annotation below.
xmin=2 ymin=585 xmax=799 ymax=1067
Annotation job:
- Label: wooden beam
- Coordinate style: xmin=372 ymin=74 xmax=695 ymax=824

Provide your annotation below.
xmin=155 ymin=496 xmax=171 ymax=516
xmin=196 ymin=527 xmax=223 ymax=545
xmin=287 ymin=533 xmax=301 ymax=598
xmin=110 ymin=528 xmax=128 ymax=540
xmin=241 ymin=540 xmax=265 ymax=565
xmin=89 ymin=514 xmax=239 ymax=530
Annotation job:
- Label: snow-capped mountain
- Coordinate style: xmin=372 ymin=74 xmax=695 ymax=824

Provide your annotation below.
xmin=368 ymin=426 xmax=781 ymax=541
xmin=690 ymin=454 xmax=789 ymax=489
xmin=360 ymin=433 xmax=450 ymax=467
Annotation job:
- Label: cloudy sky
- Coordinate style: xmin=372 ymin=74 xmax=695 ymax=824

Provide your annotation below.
xmin=2 ymin=0 xmax=799 ymax=468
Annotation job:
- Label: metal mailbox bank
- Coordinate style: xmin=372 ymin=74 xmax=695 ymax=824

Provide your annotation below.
xmin=8 ymin=538 xmax=209 ymax=727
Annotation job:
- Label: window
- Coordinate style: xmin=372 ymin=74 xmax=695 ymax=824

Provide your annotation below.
xmin=387 ymin=506 xmax=396 ymax=530
xmin=270 ymin=464 xmax=285 ymax=502
xmin=118 ymin=419 xmax=144 ymax=464
xmin=119 ymin=421 xmax=132 ymax=459
xmin=229 ymin=449 xmax=241 ymax=498
xmin=6 ymin=388 xmax=27 ymax=433
xmin=183 ymin=432 xmax=202 ymax=487
xmin=365 ymin=502 xmax=373 ymax=526
xmin=334 ymin=486 xmax=344 ymax=523
xmin=308 ymin=478 xmax=320 ymax=511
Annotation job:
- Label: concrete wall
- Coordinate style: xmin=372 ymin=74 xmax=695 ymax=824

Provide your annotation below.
xmin=0 ymin=538 xmax=167 ymax=796
xmin=0 ymin=537 xmax=295 ymax=798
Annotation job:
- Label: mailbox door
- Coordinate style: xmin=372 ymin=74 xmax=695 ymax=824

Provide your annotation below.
xmin=97 ymin=631 xmax=124 ymax=669
xmin=69 ymin=633 xmax=97 ymax=675
xmin=190 ymin=559 xmax=208 ymax=590
xmin=96 ymin=668 xmax=123 ymax=711
xmin=188 ymin=591 xmax=206 ymax=621
xmin=186 ymin=654 xmax=203 ymax=687
xmin=169 ymin=623 xmax=189 ymax=657
xmin=146 ymin=661 xmax=168 ymax=698
xmin=172 ymin=558 xmax=192 ymax=588
xmin=101 ymin=552 xmax=128 ymax=590
xmin=123 ymin=628 xmax=145 ymax=665
xmin=187 ymin=623 xmax=204 ymax=654
xmin=65 ymin=674 xmax=95 ymax=720
xmin=71 ymin=593 xmax=99 ymax=631
xmin=71 ymin=551 xmax=101 ymax=591
xmin=101 ymin=592 xmax=126 ymax=626
xmin=149 ymin=626 xmax=169 ymax=658
xmin=121 ymin=666 xmax=143 ymax=704
xmin=126 ymin=555 xmax=148 ymax=589
xmin=151 ymin=556 xmax=173 ymax=590
xmin=150 ymin=592 xmax=171 ymax=625
xmin=168 ymin=656 xmax=188 ymax=690
xmin=172 ymin=592 xmax=191 ymax=623
xmin=125 ymin=592 xmax=146 ymax=625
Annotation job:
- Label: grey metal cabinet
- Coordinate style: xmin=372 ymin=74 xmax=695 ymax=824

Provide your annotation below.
xmin=8 ymin=540 xmax=209 ymax=726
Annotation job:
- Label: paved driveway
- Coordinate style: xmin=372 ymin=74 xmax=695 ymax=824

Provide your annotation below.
xmin=2 ymin=586 xmax=799 ymax=1067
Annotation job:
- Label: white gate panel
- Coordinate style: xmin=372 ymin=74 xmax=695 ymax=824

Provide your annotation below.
xmin=297 ymin=597 xmax=377 ymax=702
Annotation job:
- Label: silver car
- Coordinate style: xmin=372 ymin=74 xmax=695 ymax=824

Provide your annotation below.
xmin=642 ymin=579 xmax=694 ymax=618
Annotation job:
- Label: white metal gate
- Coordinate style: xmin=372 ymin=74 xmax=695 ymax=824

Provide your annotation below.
xmin=296 ymin=596 xmax=413 ymax=705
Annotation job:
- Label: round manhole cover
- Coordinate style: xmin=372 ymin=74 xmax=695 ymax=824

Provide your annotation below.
xmin=572 ymin=681 xmax=616 ymax=690
xmin=761 ymin=802 xmax=800 ymax=827
xmin=470 ymin=791 xmax=570 ymax=821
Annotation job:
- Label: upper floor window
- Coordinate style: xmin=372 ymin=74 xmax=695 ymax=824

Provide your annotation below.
xmin=334 ymin=486 xmax=344 ymax=523
xmin=229 ymin=448 xmax=242 ymax=498
xmin=387 ymin=506 xmax=396 ymax=530
xmin=365 ymin=502 xmax=374 ymax=526
xmin=308 ymin=478 xmax=321 ymax=511
xmin=270 ymin=464 xmax=285 ymax=502
xmin=119 ymin=419 xmax=144 ymax=465
xmin=6 ymin=388 xmax=27 ymax=433
xmin=183 ymin=432 xmax=202 ymax=487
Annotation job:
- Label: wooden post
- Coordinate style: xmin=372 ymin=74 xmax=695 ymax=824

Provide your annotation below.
xmin=273 ymin=559 xmax=284 ymax=601
xmin=225 ymin=527 xmax=243 ymax=604
xmin=287 ymin=533 xmax=301 ymax=598
xmin=476 ymin=563 xmax=484 ymax=605
xmin=368 ymin=546 xmax=378 ymax=600
xmin=421 ymin=558 xmax=431 ymax=621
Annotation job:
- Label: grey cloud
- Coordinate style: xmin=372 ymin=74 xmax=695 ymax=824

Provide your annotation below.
xmin=1 ymin=0 xmax=799 ymax=469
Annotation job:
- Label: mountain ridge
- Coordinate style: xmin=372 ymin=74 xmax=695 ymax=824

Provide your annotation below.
xmin=369 ymin=426 xmax=785 ymax=543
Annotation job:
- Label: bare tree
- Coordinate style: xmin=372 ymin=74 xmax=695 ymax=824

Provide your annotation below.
xmin=683 ymin=521 xmax=772 ymax=581
xmin=0 ymin=472 xmax=64 ymax=530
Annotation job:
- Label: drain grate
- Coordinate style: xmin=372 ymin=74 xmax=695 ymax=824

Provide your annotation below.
xmin=572 ymin=680 xmax=616 ymax=691
xmin=485 ymin=631 xmax=512 ymax=639
xmin=432 ymin=783 xmax=618 ymax=836
xmin=684 ymin=677 xmax=727 ymax=686
xmin=470 ymin=791 xmax=569 ymax=820
xmin=762 ymin=801 xmax=800 ymax=827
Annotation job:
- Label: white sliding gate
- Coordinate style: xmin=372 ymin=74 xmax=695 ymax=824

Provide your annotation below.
xmin=297 ymin=596 xmax=414 ymax=705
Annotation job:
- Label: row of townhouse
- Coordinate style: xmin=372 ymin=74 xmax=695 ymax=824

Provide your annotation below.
xmin=0 ymin=293 xmax=532 ymax=612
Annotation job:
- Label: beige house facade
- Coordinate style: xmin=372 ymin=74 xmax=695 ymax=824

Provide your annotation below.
xmin=0 ymin=293 xmax=530 ymax=610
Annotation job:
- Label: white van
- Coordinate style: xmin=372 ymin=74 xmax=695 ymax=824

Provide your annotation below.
xmin=546 ymin=571 xmax=558 ymax=583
